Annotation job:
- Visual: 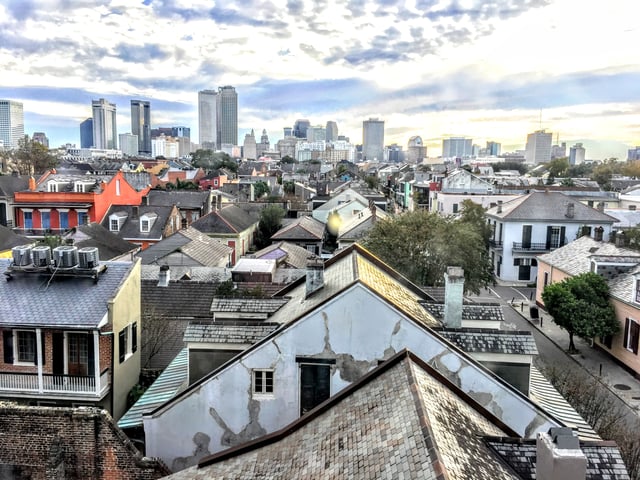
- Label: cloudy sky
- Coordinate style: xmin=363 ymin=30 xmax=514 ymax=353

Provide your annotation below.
xmin=1 ymin=0 xmax=639 ymax=159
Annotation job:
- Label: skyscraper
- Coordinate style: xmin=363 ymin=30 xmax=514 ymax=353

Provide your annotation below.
xmin=0 ymin=100 xmax=24 ymax=150
xmin=92 ymin=98 xmax=117 ymax=150
xmin=243 ymin=129 xmax=257 ymax=159
xmin=198 ymin=90 xmax=218 ymax=149
xmin=442 ymin=137 xmax=473 ymax=159
xmin=407 ymin=136 xmax=426 ymax=164
xmin=362 ymin=118 xmax=385 ymax=161
xmin=131 ymin=100 xmax=151 ymax=155
xmin=486 ymin=141 xmax=501 ymax=156
xmin=569 ymin=143 xmax=586 ymax=165
xmin=524 ymin=130 xmax=552 ymax=164
xmin=80 ymin=118 xmax=93 ymax=148
xmin=217 ymin=86 xmax=237 ymax=148
xmin=326 ymin=121 xmax=338 ymax=142
xmin=293 ymin=119 xmax=310 ymax=139
xmin=306 ymin=125 xmax=326 ymax=143
xmin=32 ymin=132 xmax=49 ymax=148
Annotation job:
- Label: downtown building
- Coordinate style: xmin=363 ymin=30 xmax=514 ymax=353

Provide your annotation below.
xmin=198 ymin=86 xmax=238 ymax=150
xmin=0 ymin=100 xmax=24 ymax=150
xmin=524 ymin=129 xmax=552 ymax=165
xmin=79 ymin=118 xmax=93 ymax=148
xmin=362 ymin=118 xmax=384 ymax=161
xmin=442 ymin=137 xmax=473 ymax=159
xmin=130 ymin=99 xmax=151 ymax=156
xmin=92 ymin=98 xmax=117 ymax=150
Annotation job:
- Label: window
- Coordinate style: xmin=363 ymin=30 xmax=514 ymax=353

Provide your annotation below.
xmin=77 ymin=211 xmax=88 ymax=226
xmin=16 ymin=330 xmax=36 ymax=364
xmin=624 ymin=318 xmax=639 ymax=355
xmin=546 ymin=226 xmax=566 ymax=249
xmin=110 ymin=219 xmax=119 ymax=231
xmin=141 ymin=220 xmax=150 ymax=232
xmin=115 ymin=179 xmax=121 ymax=196
xmin=59 ymin=211 xmax=69 ymax=230
xmin=118 ymin=322 xmax=137 ymax=363
xmin=40 ymin=210 xmax=50 ymax=230
xmin=47 ymin=182 xmax=59 ymax=192
xmin=544 ymin=271 xmax=549 ymax=287
xmin=253 ymin=369 xmax=274 ymax=395
xmin=635 ymin=280 xmax=640 ymax=304
xmin=23 ymin=211 xmax=33 ymax=229
xmin=452 ymin=203 xmax=458 ymax=214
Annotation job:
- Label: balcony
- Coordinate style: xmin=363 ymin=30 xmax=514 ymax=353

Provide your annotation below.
xmin=489 ymin=239 xmax=503 ymax=249
xmin=512 ymin=242 xmax=554 ymax=252
xmin=0 ymin=369 xmax=110 ymax=398
xmin=12 ymin=227 xmax=69 ymax=237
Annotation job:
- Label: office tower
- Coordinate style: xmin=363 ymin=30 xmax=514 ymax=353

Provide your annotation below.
xmin=243 ymin=129 xmax=257 ymax=159
xmin=326 ymin=121 xmax=338 ymax=142
xmin=629 ymin=147 xmax=640 ymax=161
xmin=407 ymin=136 xmax=427 ymax=164
xmin=91 ymin=98 xmax=117 ymax=149
xmin=569 ymin=143 xmax=586 ymax=166
xmin=171 ymin=126 xmax=190 ymax=139
xmin=119 ymin=133 xmax=139 ymax=157
xmin=442 ymin=137 xmax=473 ymax=159
xmin=551 ymin=142 xmax=567 ymax=159
xmin=32 ymin=132 xmax=49 ymax=148
xmin=131 ymin=100 xmax=151 ymax=155
xmin=283 ymin=127 xmax=293 ymax=137
xmin=198 ymin=90 xmax=218 ymax=149
xmin=217 ymin=86 xmax=237 ymax=148
xmin=387 ymin=144 xmax=404 ymax=163
xmin=0 ymin=100 xmax=24 ymax=150
xmin=486 ymin=141 xmax=501 ymax=156
xmin=524 ymin=130 xmax=552 ymax=164
xmin=306 ymin=125 xmax=326 ymax=143
xmin=293 ymin=119 xmax=310 ymax=139
xmin=80 ymin=118 xmax=93 ymax=148
xmin=362 ymin=118 xmax=384 ymax=161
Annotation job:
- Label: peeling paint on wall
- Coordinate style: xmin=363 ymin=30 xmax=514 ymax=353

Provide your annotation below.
xmin=171 ymin=432 xmax=210 ymax=472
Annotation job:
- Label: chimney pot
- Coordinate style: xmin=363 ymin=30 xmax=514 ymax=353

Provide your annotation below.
xmin=565 ymin=202 xmax=575 ymax=218
xmin=496 ymin=200 xmax=503 ymax=214
xmin=305 ymin=258 xmax=325 ymax=298
xmin=443 ymin=266 xmax=464 ymax=329
xmin=536 ymin=428 xmax=586 ymax=480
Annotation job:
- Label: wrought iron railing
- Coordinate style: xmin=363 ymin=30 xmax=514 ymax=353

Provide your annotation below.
xmin=0 ymin=369 xmax=109 ymax=396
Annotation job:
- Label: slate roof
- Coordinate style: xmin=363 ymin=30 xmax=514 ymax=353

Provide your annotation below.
xmin=146 ymin=190 xmax=210 ymax=209
xmin=270 ymin=215 xmax=325 ymax=241
xmin=122 ymin=172 xmax=153 ymax=191
xmin=190 ymin=205 xmax=256 ymax=235
xmin=100 ymin=205 xmax=176 ymax=241
xmin=485 ymin=191 xmax=618 ymax=223
xmin=421 ymin=302 xmax=505 ymax=322
xmin=209 ymin=298 xmax=289 ymax=314
xmin=0 ymin=259 xmax=136 ymax=328
xmin=605 ymin=208 xmax=640 ymax=228
xmin=136 ymin=227 xmax=232 ymax=267
xmin=0 ymin=225 xmax=32 ymax=251
xmin=313 ymin=188 xmax=369 ymax=213
xmin=166 ymin=350 xmax=519 ymax=479
xmin=141 ymin=264 xmax=229 ymax=283
xmin=62 ymin=223 xmax=138 ymax=260
xmin=0 ymin=174 xmax=29 ymax=196
xmin=337 ymin=206 xmax=388 ymax=241
xmin=252 ymin=241 xmax=317 ymax=269
xmin=118 ymin=348 xmax=188 ymax=430
xmin=183 ymin=322 xmax=281 ymax=344
xmin=485 ymin=437 xmax=630 ymax=479
xmin=434 ymin=328 xmax=538 ymax=355
xmin=142 ymin=279 xmax=220 ymax=319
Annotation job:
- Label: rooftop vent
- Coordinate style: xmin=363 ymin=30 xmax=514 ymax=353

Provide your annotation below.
xmin=12 ymin=245 xmax=33 ymax=266
xmin=53 ymin=246 xmax=79 ymax=269
xmin=78 ymin=247 xmax=100 ymax=269
xmin=31 ymin=246 xmax=52 ymax=267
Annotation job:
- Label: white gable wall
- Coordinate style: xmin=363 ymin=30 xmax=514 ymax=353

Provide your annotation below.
xmin=144 ymin=284 xmax=558 ymax=470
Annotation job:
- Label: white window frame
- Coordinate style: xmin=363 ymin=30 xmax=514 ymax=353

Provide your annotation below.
xmin=626 ymin=318 xmax=639 ymax=353
xmin=252 ymin=369 xmax=274 ymax=396
xmin=140 ymin=219 xmax=150 ymax=232
xmin=14 ymin=330 xmax=36 ymax=365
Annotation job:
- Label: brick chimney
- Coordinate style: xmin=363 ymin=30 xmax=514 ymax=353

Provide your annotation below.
xmin=496 ymin=200 xmax=503 ymax=214
xmin=443 ymin=266 xmax=464 ymax=328
xmin=305 ymin=258 xmax=325 ymax=298
xmin=536 ymin=428 xmax=586 ymax=480
xmin=158 ymin=265 xmax=170 ymax=287
xmin=28 ymin=176 xmax=36 ymax=191
xmin=594 ymin=226 xmax=604 ymax=242
xmin=615 ymin=230 xmax=625 ymax=248
xmin=565 ymin=202 xmax=575 ymax=219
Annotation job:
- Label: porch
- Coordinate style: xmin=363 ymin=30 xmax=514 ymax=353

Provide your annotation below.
xmin=0 ymin=368 xmax=110 ymax=397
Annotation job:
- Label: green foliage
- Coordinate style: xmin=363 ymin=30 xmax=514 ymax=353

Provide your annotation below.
xmin=8 ymin=135 xmax=58 ymax=175
xmin=280 ymin=155 xmax=296 ymax=164
xmin=38 ymin=235 xmax=63 ymax=248
xmin=546 ymin=157 xmax=569 ymax=178
xmin=254 ymin=205 xmax=285 ymax=249
xmin=175 ymin=178 xmax=198 ymax=190
xmin=283 ymin=180 xmax=295 ymax=195
xmin=492 ymin=161 xmax=528 ymax=175
xmin=541 ymin=272 xmax=619 ymax=352
xmin=365 ymin=175 xmax=380 ymax=190
xmin=591 ymin=159 xmax=623 ymax=190
xmin=361 ymin=204 xmax=493 ymax=294
xmin=254 ymin=181 xmax=271 ymax=199
xmin=191 ymin=149 xmax=238 ymax=173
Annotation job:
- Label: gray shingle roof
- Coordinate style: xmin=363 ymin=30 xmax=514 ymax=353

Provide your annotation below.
xmin=0 ymin=174 xmax=29 ymax=196
xmin=486 ymin=191 xmax=618 ymax=223
xmin=142 ymin=280 xmax=219 ymax=319
xmin=190 ymin=205 xmax=256 ymax=234
xmin=209 ymin=298 xmax=289 ymax=314
xmin=421 ymin=302 xmax=505 ymax=322
xmin=146 ymin=190 xmax=210 ymax=209
xmin=0 ymin=259 xmax=135 ymax=328
xmin=252 ymin=241 xmax=317 ymax=269
xmin=62 ymin=223 xmax=138 ymax=260
xmin=435 ymin=328 xmax=538 ymax=355
xmin=100 ymin=205 xmax=176 ymax=241
xmin=270 ymin=215 xmax=325 ymax=241
xmin=0 ymin=225 xmax=32 ymax=251
xmin=183 ymin=322 xmax=280 ymax=344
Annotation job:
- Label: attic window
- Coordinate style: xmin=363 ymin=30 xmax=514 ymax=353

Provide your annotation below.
xmin=141 ymin=219 xmax=150 ymax=232
xmin=109 ymin=213 xmax=127 ymax=232
xmin=74 ymin=181 xmax=94 ymax=193
xmin=140 ymin=213 xmax=157 ymax=233
xmin=47 ymin=181 xmax=60 ymax=192
xmin=252 ymin=369 xmax=274 ymax=395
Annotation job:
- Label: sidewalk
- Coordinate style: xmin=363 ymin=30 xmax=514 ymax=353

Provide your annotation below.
xmin=509 ymin=300 xmax=640 ymax=414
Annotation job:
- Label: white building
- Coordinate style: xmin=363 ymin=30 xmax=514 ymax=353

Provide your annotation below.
xmin=92 ymin=98 xmax=118 ymax=150
xmin=119 ymin=133 xmax=139 ymax=157
xmin=569 ymin=143 xmax=586 ymax=165
xmin=0 ymin=100 xmax=24 ymax=150
xmin=442 ymin=137 xmax=473 ymax=159
xmin=152 ymin=135 xmax=179 ymax=159
xmin=198 ymin=90 xmax=217 ymax=149
xmin=524 ymin=130 xmax=552 ymax=165
xmin=362 ymin=118 xmax=384 ymax=161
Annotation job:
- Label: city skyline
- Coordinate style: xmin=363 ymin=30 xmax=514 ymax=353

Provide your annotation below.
xmin=0 ymin=0 xmax=638 ymax=159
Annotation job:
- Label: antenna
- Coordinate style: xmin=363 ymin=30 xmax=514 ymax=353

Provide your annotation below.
xmin=539 ymin=109 xmax=542 ymax=130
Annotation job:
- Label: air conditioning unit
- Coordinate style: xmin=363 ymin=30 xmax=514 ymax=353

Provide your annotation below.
xmin=78 ymin=247 xmax=100 ymax=269
xmin=12 ymin=245 xmax=33 ymax=266
xmin=53 ymin=246 xmax=79 ymax=269
xmin=31 ymin=246 xmax=52 ymax=267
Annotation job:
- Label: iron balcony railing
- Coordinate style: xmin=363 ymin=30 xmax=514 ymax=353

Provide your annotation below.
xmin=0 ymin=369 xmax=110 ymax=397
xmin=489 ymin=239 xmax=503 ymax=248
xmin=512 ymin=242 xmax=562 ymax=252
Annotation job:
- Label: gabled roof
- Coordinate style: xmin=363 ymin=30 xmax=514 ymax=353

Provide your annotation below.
xmin=337 ymin=206 xmax=388 ymax=240
xmin=0 ymin=259 xmax=137 ymax=328
xmin=270 ymin=215 xmax=325 ymax=241
xmin=62 ymin=223 xmax=138 ymax=260
xmin=435 ymin=328 xmax=538 ymax=355
xmin=0 ymin=225 xmax=32 ymax=251
xmin=190 ymin=205 xmax=256 ymax=235
xmin=146 ymin=189 xmax=210 ymax=209
xmin=166 ymin=350 xmax=520 ymax=479
xmin=252 ymin=241 xmax=318 ymax=269
xmin=101 ymin=205 xmax=176 ymax=241
xmin=0 ymin=174 xmax=29 ymax=196
xmin=485 ymin=191 xmax=618 ymax=223
xmin=313 ymin=188 xmax=369 ymax=213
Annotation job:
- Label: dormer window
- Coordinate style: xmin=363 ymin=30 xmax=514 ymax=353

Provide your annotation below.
xmin=47 ymin=181 xmax=60 ymax=192
xmin=74 ymin=181 xmax=94 ymax=193
xmin=140 ymin=213 xmax=157 ymax=233
xmin=109 ymin=212 xmax=128 ymax=232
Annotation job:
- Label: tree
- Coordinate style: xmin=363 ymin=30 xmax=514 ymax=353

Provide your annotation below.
xmin=541 ymin=272 xmax=619 ymax=352
xmin=546 ymin=157 xmax=569 ymax=178
xmin=283 ymin=180 xmax=295 ymax=195
xmin=591 ymin=159 xmax=623 ymax=190
xmin=361 ymin=205 xmax=493 ymax=294
xmin=254 ymin=204 xmax=285 ymax=249
xmin=280 ymin=155 xmax=296 ymax=164
xmin=190 ymin=150 xmax=238 ymax=173
xmin=8 ymin=135 xmax=58 ymax=175
xmin=254 ymin=181 xmax=270 ymax=199
xmin=364 ymin=175 xmax=380 ymax=190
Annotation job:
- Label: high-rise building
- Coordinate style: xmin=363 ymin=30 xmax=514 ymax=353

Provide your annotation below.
xmin=486 ymin=141 xmax=501 ymax=156
xmin=442 ymin=137 xmax=472 ymax=159
xmin=629 ymin=147 xmax=640 ymax=161
xmin=362 ymin=118 xmax=384 ymax=161
xmin=80 ymin=118 xmax=93 ymax=148
xmin=283 ymin=127 xmax=293 ymax=137
xmin=569 ymin=143 xmax=586 ymax=166
xmin=257 ymin=129 xmax=270 ymax=157
xmin=217 ymin=86 xmax=237 ymax=148
xmin=293 ymin=119 xmax=310 ymax=139
xmin=198 ymin=90 xmax=217 ymax=149
xmin=306 ymin=125 xmax=326 ymax=143
xmin=243 ymin=129 xmax=257 ymax=159
xmin=119 ymin=133 xmax=139 ymax=157
xmin=171 ymin=126 xmax=190 ymax=139
xmin=524 ymin=130 xmax=552 ymax=164
xmin=130 ymin=100 xmax=151 ymax=155
xmin=407 ymin=136 xmax=426 ymax=164
xmin=92 ymin=98 xmax=117 ymax=150
xmin=326 ymin=121 xmax=338 ymax=142
xmin=551 ymin=142 xmax=567 ymax=160
xmin=32 ymin=132 xmax=49 ymax=148
xmin=386 ymin=144 xmax=404 ymax=163
xmin=0 ymin=100 xmax=24 ymax=150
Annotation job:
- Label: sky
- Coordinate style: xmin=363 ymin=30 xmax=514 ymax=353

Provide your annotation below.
xmin=1 ymin=0 xmax=639 ymax=160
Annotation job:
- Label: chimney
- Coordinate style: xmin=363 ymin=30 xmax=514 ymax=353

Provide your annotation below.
xmin=594 ymin=226 xmax=604 ymax=242
xmin=305 ymin=258 xmax=325 ymax=298
xmin=496 ymin=200 xmax=503 ymax=214
xmin=369 ymin=200 xmax=377 ymax=223
xmin=158 ymin=265 xmax=170 ymax=287
xmin=615 ymin=230 xmax=625 ymax=248
xmin=443 ymin=266 xmax=464 ymax=328
xmin=28 ymin=176 xmax=36 ymax=191
xmin=132 ymin=206 xmax=139 ymax=219
xmin=597 ymin=202 xmax=605 ymax=213
xmin=565 ymin=202 xmax=575 ymax=218
xmin=536 ymin=428 xmax=586 ymax=480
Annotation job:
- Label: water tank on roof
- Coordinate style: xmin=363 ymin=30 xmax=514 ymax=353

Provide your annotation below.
xmin=78 ymin=247 xmax=100 ymax=269
xmin=53 ymin=246 xmax=79 ymax=269
xmin=32 ymin=246 xmax=52 ymax=267
xmin=12 ymin=245 xmax=33 ymax=266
